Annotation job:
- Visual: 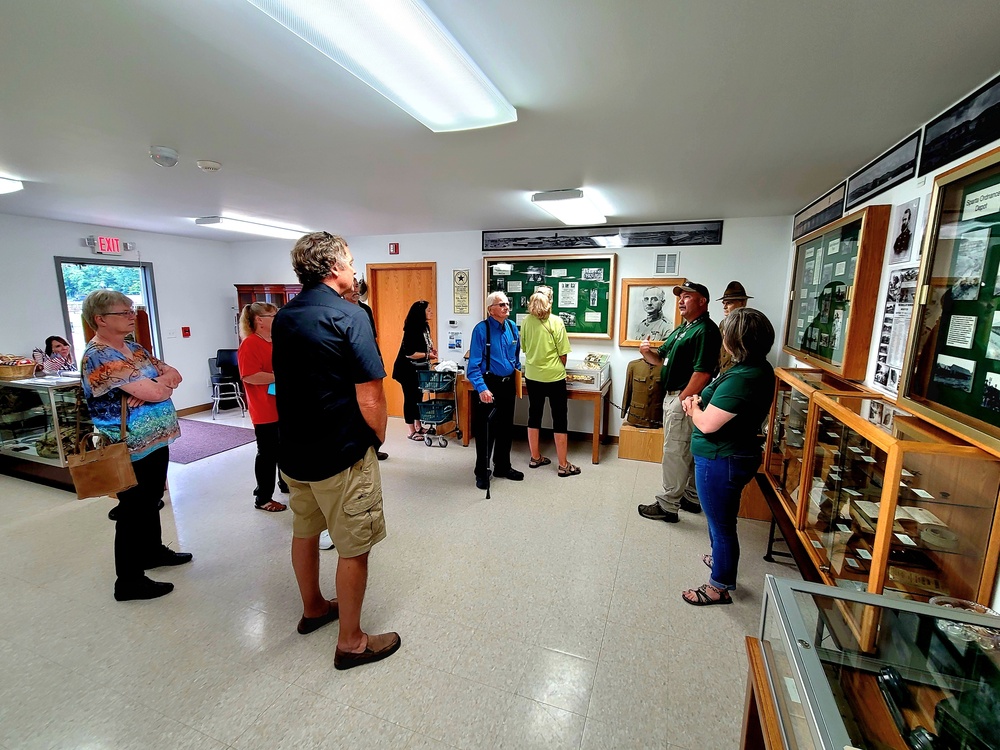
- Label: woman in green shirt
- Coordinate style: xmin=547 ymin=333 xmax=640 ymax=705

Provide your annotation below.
xmin=680 ymin=308 xmax=775 ymax=605
xmin=521 ymin=288 xmax=580 ymax=476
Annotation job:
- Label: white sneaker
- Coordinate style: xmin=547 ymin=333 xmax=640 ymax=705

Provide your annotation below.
xmin=319 ymin=530 xmax=335 ymax=550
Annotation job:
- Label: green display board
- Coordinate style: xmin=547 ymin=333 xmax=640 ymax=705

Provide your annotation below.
xmin=483 ymin=254 xmax=617 ymax=339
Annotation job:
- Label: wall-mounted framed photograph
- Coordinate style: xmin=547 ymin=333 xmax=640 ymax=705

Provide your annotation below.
xmin=920 ymin=71 xmax=1000 ymax=177
xmin=483 ymin=254 xmax=617 ymax=339
xmin=792 ymin=182 xmax=846 ymax=241
xmin=900 ymin=144 xmax=1000 ymax=453
xmin=618 ymin=277 xmax=685 ymax=347
xmin=845 ymin=131 xmax=921 ymax=211
xmin=482 ymin=221 xmax=722 ymax=252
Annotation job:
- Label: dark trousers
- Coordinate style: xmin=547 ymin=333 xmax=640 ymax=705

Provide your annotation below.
xmin=526 ymin=377 xmax=568 ymax=433
xmin=474 ymin=374 xmax=516 ymax=477
xmin=114 ymin=446 xmax=168 ymax=582
xmin=401 ymin=379 xmax=423 ymax=424
xmin=253 ymin=422 xmax=281 ymax=502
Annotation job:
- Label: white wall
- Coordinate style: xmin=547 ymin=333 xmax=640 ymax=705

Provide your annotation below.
xmin=0 ymin=214 xmax=235 ymax=410
xmin=233 ymin=218 xmax=793 ymax=436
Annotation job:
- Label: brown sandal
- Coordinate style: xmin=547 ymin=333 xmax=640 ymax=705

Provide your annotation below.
xmin=557 ymin=463 xmax=581 ymax=477
xmin=528 ymin=456 xmax=551 ymax=468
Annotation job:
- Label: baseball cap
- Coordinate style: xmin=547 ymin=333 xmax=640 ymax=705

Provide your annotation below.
xmin=673 ymin=281 xmax=710 ymax=300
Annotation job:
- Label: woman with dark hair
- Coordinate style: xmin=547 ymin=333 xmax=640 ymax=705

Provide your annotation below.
xmin=32 ymin=335 xmax=75 ymax=374
xmin=238 ymin=301 xmax=288 ymax=512
xmin=680 ymin=307 xmax=774 ymax=606
xmin=392 ymin=300 xmax=435 ymax=440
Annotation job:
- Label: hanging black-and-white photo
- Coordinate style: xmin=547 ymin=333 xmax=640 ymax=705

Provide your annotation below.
xmin=845 ymin=131 xmax=921 ymax=211
xmin=920 ymin=71 xmax=1000 ymax=176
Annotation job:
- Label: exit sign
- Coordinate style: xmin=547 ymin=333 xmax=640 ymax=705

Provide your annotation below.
xmin=95 ymin=236 xmax=121 ymax=254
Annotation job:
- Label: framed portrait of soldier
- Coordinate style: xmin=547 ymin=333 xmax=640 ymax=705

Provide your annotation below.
xmin=618 ymin=277 xmax=684 ymax=347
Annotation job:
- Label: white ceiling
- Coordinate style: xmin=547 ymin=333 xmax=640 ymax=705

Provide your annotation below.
xmin=2 ymin=0 xmax=1000 ymax=241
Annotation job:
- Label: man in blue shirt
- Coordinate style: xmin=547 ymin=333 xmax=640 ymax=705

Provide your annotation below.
xmin=467 ymin=291 xmax=524 ymax=490
xmin=273 ymin=231 xmax=401 ymax=670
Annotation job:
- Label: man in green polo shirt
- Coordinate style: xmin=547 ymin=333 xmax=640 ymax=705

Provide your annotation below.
xmin=637 ymin=281 xmax=721 ymax=523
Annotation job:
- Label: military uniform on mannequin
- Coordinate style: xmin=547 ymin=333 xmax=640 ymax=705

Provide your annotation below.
xmin=717 ymin=281 xmax=752 ymax=374
xmin=621 ymin=359 xmax=664 ymax=428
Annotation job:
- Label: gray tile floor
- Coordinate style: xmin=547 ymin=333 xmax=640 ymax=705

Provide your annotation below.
xmin=0 ymin=410 xmax=800 ymax=749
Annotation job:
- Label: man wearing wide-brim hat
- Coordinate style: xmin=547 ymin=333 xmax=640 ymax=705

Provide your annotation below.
xmin=718 ymin=281 xmax=753 ymax=373
xmin=637 ymin=281 xmax=721 ymax=523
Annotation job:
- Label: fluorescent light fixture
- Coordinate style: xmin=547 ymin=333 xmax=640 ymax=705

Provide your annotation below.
xmin=195 ymin=216 xmax=306 ymax=240
xmin=0 ymin=176 xmax=24 ymax=195
xmin=244 ymin=0 xmax=516 ymax=132
xmin=531 ymin=189 xmax=607 ymax=225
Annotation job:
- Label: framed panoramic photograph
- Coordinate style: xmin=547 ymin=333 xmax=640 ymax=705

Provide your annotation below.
xmin=845 ymin=131 xmax=921 ymax=211
xmin=900 ymin=144 xmax=1000 ymax=453
xmin=482 ymin=221 xmax=722 ymax=251
xmin=920 ymin=71 xmax=1000 ymax=176
xmin=792 ymin=182 xmax=846 ymax=241
xmin=618 ymin=277 xmax=684 ymax=347
xmin=483 ymin=253 xmax=617 ymax=339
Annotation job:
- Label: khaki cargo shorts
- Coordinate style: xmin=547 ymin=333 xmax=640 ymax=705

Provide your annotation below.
xmin=283 ymin=447 xmax=387 ymax=558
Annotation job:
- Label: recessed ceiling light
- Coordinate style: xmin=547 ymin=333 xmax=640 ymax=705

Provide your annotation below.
xmin=531 ymin=189 xmax=607 ymax=225
xmin=0 ymin=176 xmax=24 ymax=194
xmin=194 ymin=215 xmax=306 ymax=240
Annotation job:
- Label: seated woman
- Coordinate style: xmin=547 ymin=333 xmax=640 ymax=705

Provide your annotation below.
xmin=520 ymin=287 xmax=579 ymax=476
xmin=680 ymin=307 xmax=774 ymax=606
xmin=238 ymin=302 xmax=287 ymax=512
xmin=32 ymin=335 xmax=76 ymax=374
xmin=392 ymin=300 xmax=436 ymax=440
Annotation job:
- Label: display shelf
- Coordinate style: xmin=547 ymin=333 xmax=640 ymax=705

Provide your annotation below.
xmin=783 ymin=205 xmax=890 ymax=380
xmin=0 ymin=377 xmax=91 ymax=468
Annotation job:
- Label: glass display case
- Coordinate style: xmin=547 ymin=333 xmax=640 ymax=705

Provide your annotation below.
xmin=765 ymin=368 xmax=872 ymax=519
xmin=0 ymin=376 xmax=91 ymax=467
xmin=800 ymin=392 xmax=1000 ymax=610
xmin=783 ymin=205 xmax=890 ymax=380
xmin=900 ymin=145 xmax=1000 ymax=456
xmin=746 ymin=575 xmax=1000 ymax=750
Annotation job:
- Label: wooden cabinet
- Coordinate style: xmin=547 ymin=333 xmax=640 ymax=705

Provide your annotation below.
xmin=234 ymin=283 xmax=302 ymax=311
xmin=783 ymin=205 xmax=890 ymax=379
xmin=782 ymin=388 xmax=1000 ymax=607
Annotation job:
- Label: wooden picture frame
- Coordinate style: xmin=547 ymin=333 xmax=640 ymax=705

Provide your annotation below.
xmin=618 ymin=277 xmax=684 ymax=347
xmin=900 ymin=145 xmax=1000 ymax=454
xmin=483 ymin=254 xmax=617 ymax=339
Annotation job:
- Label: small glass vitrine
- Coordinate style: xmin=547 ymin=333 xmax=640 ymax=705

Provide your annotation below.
xmin=800 ymin=392 xmax=1000 ymax=608
xmin=0 ymin=376 xmax=91 ymax=467
xmin=765 ymin=368 xmax=871 ymax=519
xmin=748 ymin=576 xmax=1000 ymax=750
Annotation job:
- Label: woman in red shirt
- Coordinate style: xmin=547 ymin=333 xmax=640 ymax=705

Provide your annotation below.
xmin=238 ymin=302 xmax=287 ymax=512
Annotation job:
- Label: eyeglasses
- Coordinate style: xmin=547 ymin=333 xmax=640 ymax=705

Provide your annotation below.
xmin=258 ymin=314 xmax=276 ymax=318
xmin=101 ymin=309 xmax=136 ymax=317
xmin=491 ymin=302 xmax=510 ymax=308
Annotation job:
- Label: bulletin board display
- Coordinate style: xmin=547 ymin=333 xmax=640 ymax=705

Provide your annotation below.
xmin=482 ymin=254 xmax=617 ymax=339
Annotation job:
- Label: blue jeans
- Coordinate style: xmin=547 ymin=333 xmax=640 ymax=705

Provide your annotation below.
xmin=694 ymin=452 xmax=761 ymax=591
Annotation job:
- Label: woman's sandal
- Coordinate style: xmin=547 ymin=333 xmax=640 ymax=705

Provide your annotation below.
xmin=407 ymin=433 xmax=425 ymax=441
xmin=557 ymin=463 xmax=581 ymax=477
xmin=702 ymin=554 xmax=713 ymax=569
xmin=255 ymin=499 xmax=287 ymax=513
xmin=682 ymin=584 xmax=732 ymax=606
xmin=528 ymin=456 xmax=551 ymax=469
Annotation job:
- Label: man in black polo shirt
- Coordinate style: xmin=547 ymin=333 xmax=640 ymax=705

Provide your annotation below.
xmin=637 ymin=281 xmax=721 ymax=523
xmin=272 ymin=231 xmax=401 ymax=671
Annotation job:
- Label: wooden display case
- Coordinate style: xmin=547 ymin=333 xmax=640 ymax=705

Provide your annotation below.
xmin=764 ymin=368 xmax=871 ymax=520
xmin=234 ymin=283 xmax=302 ymax=310
xmin=799 ymin=391 xmax=1000 ymax=608
xmin=783 ymin=205 xmax=890 ymax=380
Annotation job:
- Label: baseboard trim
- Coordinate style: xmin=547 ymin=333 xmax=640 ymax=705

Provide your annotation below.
xmin=177 ymin=403 xmax=212 ymax=417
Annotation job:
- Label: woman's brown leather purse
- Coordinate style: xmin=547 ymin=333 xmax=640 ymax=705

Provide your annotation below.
xmin=67 ymin=395 xmax=137 ymax=500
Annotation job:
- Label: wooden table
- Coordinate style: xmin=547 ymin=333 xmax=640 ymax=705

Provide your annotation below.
xmin=456 ymin=375 xmax=611 ymax=464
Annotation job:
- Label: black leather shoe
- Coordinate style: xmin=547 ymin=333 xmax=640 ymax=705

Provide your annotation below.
xmin=376 ymin=451 xmax=389 ymax=461
xmin=114 ymin=577 xmax=174 ymax=602
xmin=143 ymin=546 xmax=194 ymax=570
xmin=680 ymin=498 xmax=702 ymax=514
xmin=495 ymin=467 xmax=524 ymax=481
xmin=637 ymin=503 xmax=679 ymax=523
xmin=476 ymin=475 xmax=490 ymax=490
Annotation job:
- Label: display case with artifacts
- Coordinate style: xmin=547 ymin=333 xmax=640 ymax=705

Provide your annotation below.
xmin=0 ymin=375 xmax=92 ymax=469
xmin=797 ymin=391 xmax=1000 ymax=621
xmin=900 ymin=145 xmax=1000 ymax=456
xmin=783 ymin=205 xmax=891 ymax=380
xmin=764 ymin=368 xmax=871 ymax=520
xmin=743 ymin=575 xmax=1000 ymax=750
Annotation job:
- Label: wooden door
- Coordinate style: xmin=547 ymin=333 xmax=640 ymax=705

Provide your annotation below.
xmin=367 ymin=263 xmax=437 ymax=418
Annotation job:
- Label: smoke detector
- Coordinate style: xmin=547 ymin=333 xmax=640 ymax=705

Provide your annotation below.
xmin=149 ymin=146 xmax=179 ymax=168
xmin=196 ymin=160 xmax=222 ymax=173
